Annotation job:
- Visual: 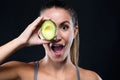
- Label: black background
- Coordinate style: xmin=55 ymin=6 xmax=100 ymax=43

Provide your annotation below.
xmin=0 ymin=0 xmax=119 ymax=80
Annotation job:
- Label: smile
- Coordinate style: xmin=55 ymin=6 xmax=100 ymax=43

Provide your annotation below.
xmin=50 ymin=43 xmax=65 ymax=56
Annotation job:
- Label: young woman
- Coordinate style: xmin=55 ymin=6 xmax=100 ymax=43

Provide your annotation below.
xmin=0 ymin=1 xmax=102 ymax=80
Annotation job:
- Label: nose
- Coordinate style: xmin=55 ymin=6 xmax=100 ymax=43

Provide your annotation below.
xmin=53 ymin=28 xmax=61 ymax=41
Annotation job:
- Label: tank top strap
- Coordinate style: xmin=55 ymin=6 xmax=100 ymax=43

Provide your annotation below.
xmin=34 ymin=61 xmax=39 ymax=80
xmin=75 ymin=66 xmax=80 ymax=80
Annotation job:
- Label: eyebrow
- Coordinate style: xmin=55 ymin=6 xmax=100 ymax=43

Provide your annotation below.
xmin=60 ymin=20 xmax=70 ymax=25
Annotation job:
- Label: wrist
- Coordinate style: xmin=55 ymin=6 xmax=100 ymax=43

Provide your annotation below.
xmin=15 ymin=37 xmax=27 ymax=48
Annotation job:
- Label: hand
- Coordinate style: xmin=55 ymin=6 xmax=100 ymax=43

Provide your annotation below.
xmin=17 ymin=17 xmax=49 ymax=46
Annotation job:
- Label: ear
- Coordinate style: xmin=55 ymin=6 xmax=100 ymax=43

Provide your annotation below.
xmin=74 ymin=26 xmax=78 ymax=39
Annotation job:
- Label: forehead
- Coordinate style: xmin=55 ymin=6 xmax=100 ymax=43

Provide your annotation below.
xmin=40 ymin=8 xmax=72 ymax=23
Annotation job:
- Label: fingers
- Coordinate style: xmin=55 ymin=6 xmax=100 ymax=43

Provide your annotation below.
xmin=40 ymin=39 xmax=50 ymax=44
xmin=28 ymin=39 xmax=50 ymax=46
xmin=30 ymin=17 xmax=43 ymax=27
xmin=31 ymin=16 xmax=51 ymax=30
xmin=21 ymin=17 xmax=44 ymax=38
xmin=38 ymin=35 xmax=50 ymax=44
xmin=28 ymin=17 xmax=44 ymax=31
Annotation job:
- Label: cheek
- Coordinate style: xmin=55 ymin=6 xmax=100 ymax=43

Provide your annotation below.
xmin=62 ymin=31 xmax=74 ymax=44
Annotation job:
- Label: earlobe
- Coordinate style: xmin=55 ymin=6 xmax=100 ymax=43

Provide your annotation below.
xmin=74 ymin=26 xmax=78 ymax=39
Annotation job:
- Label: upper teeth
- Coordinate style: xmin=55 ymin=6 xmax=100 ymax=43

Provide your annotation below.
xmin=49 ymin=43 xmax=65 ymax=47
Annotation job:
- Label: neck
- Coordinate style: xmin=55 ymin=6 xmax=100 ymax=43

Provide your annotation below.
xmin=41 ymin=55 xmax=74 ymax=72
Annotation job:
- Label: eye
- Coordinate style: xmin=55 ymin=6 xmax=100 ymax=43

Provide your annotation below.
xmin=60 ymin=24 xmax=69 ymax=31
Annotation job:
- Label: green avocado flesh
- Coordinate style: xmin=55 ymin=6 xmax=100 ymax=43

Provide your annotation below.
xmin=40 ymin=20 xmax=56 ymax=40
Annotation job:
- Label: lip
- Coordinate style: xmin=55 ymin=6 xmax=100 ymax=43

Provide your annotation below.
xmin=49 ymin=43 xmax=65 ymax=56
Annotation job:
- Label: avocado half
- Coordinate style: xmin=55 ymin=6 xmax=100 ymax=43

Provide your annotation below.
xmin=39 ymin=20 xmax=56 ymax=40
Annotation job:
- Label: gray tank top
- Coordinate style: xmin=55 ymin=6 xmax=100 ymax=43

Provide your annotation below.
xmin=34 ymin=61 xmax=80 ymax=80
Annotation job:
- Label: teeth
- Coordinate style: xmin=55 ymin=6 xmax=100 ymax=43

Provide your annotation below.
xmin=49 ymin=43 xmax=52 ymax=47
xmin=49 ymin=43 xmax=65 ymax=47
xmin=49 ymin=43 xmax=65 ymax=52
xmin=62 ymin=43 xmax=65 ymax=46
xmin=52 ymin=45 xmax=63 ymax=51
xmin=53 ymin=44 xmax=61 ymax=46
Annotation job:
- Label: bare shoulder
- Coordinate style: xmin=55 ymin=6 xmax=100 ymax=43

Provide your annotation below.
xmin=0 ymin=61 xmax=35 ymax=79
xmin=1 ymin=61 xmax=34 ymax=68
xmin=78 ymin=67 xmax=102 ymax=80
xmin=1 ymin=61 xmax=35 ymax=76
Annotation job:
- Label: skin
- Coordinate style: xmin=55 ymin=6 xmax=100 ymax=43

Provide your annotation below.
xmin=0 ymin=8 xmax=102 ymax=80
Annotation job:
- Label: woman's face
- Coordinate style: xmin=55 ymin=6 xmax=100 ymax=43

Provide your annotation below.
xmin=41 ymin=8 xmax=78 ymax=62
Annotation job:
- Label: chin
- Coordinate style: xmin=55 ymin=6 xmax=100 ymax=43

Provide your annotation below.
xmin=47 ymin=52 xmax=68 ymax=64
xmin=51 ymin=57 xmax=68 ymax=64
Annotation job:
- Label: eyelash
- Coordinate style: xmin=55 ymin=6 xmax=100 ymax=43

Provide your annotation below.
xmin=60 ymin=24 xmax=69 ymax=31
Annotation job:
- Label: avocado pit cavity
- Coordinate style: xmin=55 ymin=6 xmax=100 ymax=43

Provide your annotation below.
xmin=39 ymin=20 xmax=57 ymax=40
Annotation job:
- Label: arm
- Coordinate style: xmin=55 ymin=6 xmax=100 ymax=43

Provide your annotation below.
xmin=0 ymin=61 xmax=21 ymax=80
xmin=0 ymin=17 xmax=49 ymax=79
xmin=0 ymin=17 xmax=49 ymax=63
xmin=0 ymin=38 xmax=24 ymax=63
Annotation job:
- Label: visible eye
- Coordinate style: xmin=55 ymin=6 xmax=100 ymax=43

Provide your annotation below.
xmin=60 ymin=24 xmax=69 ymax=31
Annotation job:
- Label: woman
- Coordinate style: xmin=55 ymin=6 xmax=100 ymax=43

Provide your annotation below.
xmin=0 ymin=0 xmax=102 ymax=80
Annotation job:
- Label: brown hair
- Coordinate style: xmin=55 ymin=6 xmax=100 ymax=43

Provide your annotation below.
xmin=40 ymin=0 xmax=79 ymax=65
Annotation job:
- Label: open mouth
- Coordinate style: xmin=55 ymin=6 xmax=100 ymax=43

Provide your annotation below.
xmin=50 ymin=44 xmax=64 ymax=56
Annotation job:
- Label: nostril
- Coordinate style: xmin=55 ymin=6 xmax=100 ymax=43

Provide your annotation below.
xmin=53 ymin=35 xmax=61 ymax=40
xmin=51 ymin=36 xmax=61 ymax=43
xmin=53 ymin=37 xmax=57 ymax=40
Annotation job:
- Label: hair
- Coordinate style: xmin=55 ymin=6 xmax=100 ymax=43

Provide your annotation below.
xmin=40 ymin=0 xmax=79 ymax=65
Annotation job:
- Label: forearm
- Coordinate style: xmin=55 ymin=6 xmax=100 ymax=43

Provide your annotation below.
xmin=0 ymin=17 xmax=44 ymax=64
xmin=0 ymin=38 xmax=25 ymax=63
